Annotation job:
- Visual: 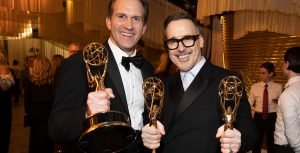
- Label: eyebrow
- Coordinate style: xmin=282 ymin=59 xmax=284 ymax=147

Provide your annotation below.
xmin=167 ymin=34 xmax=197 ymax=40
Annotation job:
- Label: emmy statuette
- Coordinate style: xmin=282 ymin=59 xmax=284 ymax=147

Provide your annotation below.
xmin=218 ymin=76 xmax=243 ymax=153
xmin=78 ymin=42 xmax=136 ymax=153
xmin=218 ymin=76 xmax=243 ymax=131
xmin=143 ymin=77 xmax=164 ymax=153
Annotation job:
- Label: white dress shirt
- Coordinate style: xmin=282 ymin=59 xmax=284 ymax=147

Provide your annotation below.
xmin=180 ymin=57 xmax=206 ymax=91
xmin=274 ymin=76 xmax=300 ymax=153
xmin=108 ymin=39 xmax=144 ymax=130
xmin=248 ymin=81 xmax=283 ymax=113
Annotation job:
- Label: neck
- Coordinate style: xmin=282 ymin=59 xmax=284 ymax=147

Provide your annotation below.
xmin=288 ymin=71 xmax=300 ymax=79
xmin=125 ymin=50 xmax=136 ymax=57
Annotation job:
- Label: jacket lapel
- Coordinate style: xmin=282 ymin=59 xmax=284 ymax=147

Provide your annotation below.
xmin=140 ymin=57 xmax=151 ymax=81
xmin=173 ymin=62 xmax=213 ymax=123
xmin=163 ymin=73 xmax=184 ymax=131
xmin=104 ymin=41 xmax=130 ymax=116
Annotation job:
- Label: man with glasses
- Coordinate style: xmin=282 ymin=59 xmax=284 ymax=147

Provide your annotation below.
xmin=141 ymin=12 xmax=258 ymax=152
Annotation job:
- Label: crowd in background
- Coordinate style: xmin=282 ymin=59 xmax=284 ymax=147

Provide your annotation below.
xmin=0 ymin=50 xmax=65 ymax=153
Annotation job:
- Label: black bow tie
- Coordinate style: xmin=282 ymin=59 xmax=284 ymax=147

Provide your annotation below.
xmin=121 ymin=54 xmax=143 ymax=71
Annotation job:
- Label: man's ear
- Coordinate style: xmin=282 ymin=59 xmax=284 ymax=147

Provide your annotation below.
xmin=199 ymin=35 xmax=204 ymax=48
xmin=106 ymin=17 xmax=112 ymax=30
xmin=286 ymin=61 xmax=290 ymax=70
xmin=142 ymin=25 xmax=147 ymax=35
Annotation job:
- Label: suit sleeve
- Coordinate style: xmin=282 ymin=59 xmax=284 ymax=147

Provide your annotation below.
xmin=48 ymin=54 xmax=88 ymax=143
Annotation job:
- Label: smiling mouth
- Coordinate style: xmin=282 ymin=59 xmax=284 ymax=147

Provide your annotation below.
xmin=177 ymin=52 xmax=191 ymax=59
xmin=121 ymin=32 xmax=134 ymax=37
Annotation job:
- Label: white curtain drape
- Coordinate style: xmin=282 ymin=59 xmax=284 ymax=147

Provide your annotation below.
xmin=197 ymin=0 xmax=300 ymax=66
xmin=197 ymin=0 xmax=300 ymax=20
xmin=7 ymin=38 xmax=68 ymax=68
xmin=234 ymin=10 xmax=300 ymax=39
xmin=197 ymin=0 xmax=300 ymax=39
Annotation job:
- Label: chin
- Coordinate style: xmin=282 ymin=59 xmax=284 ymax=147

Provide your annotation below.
xmin=178 ymin=66 xmax=190 ymax=72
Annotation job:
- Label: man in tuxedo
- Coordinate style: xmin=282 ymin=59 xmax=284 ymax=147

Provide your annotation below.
xmin=48 ymin=0 xmax=153 ymax=152
xmin=141 ymin=12 xmax=258 ymax=153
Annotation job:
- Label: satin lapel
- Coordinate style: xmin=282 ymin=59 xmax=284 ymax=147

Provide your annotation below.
xmin=169 ymin=74 xmax=184 ymax=106
xmin=140 ymin=60 xmax=151 ymax=80
xmin=104 ymin=42 xmax=129 ymax=116
xmin=173 ymin=73 xmax=211 ymax=122
xmin=164 ymin=73 xmax=184 ymax=131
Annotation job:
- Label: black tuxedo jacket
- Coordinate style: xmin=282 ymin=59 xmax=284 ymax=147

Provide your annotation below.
xmin=159 ymin=61 xmax=258 ymax=153
xmin=48 ymin=41 xmax=154 ymax=145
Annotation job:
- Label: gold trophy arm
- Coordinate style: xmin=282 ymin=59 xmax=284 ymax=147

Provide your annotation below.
xmin=220 ymin=98 xmax=226 ymax=114
xmin=100 ymin=61 xmax=108 ymax=90
xmin=143 ymin=77 xmax=164 ymax=153
xmin=149 ymin=105 xmax=159 ymax=128
xmin=85 ymin=63 xmax=96 ymax=89
xmin=224 ymin=106 xmax=234 ymax=131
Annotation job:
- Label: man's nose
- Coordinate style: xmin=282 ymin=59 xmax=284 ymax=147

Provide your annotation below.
xmin=177 ymin=41 xmax=186 ymax=51
xmin=123 ymin=19 xmax=133 ymax=30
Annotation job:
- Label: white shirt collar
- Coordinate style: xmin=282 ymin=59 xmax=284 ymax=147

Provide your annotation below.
xmin=180 ymin=56 xmax=206 ymax=79
xmin=260 ymin=80 xmax=274 ymax=86
xmin=285 ymin=75 xmax=300 ymax=88
xmin=108 ymin=38 xmax=137 ymax=65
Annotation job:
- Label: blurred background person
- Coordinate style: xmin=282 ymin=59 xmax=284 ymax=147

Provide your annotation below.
xmin=0 ymin=52 xmax=14 ymax=153
xmin=23 ymin=55 xmax=54 ymax=153
xmin=67 ymin=42 xmax=81 ymax=56
xmin=20 ymin=54 xmax=36 ymax=96
xmin=274 ymin=47 xmax=300 ymax=153
xmin=155 ymin=51 xmax=177 ymax=80
xmin=248 ymin=62 xmax=283 ymax=153
xmin=51 ymin=54 xmax=65 ymax=74
xmin=50 ymin=54 xmax=65 ymax=153
xmin=11 ymin=59 xmax=21 ymax=102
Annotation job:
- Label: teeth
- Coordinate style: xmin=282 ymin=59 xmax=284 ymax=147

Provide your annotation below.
xmin=178 ymin=54 xmax=189 ymax=59
xmin=121 ymin=32 xmax=133 ymax=36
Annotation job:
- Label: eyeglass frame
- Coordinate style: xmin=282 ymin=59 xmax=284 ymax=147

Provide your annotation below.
xmin=164 ymin=34 xmax=200 ymax=50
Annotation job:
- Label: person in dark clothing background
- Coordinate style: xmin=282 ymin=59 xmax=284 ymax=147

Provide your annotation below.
xmin=24 ymin=55 xmax=54 ymax=153
xmin=11 ymin=59 xmax=21 ymax=102
xmin=0 ymin=53 xmax=14 ymax=153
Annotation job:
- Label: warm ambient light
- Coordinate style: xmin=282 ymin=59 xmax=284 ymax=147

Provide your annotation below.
xmin=0 ymin=28 xmax=32 ymax=40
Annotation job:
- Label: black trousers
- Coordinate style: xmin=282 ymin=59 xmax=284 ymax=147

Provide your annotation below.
xmin=275 ymin=144 xmax=294 ymax=153
xmin=252 ymin=112 xmax=277 ymax=153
